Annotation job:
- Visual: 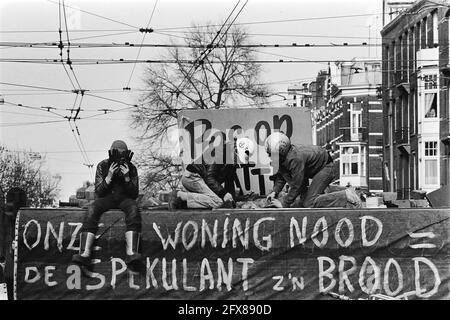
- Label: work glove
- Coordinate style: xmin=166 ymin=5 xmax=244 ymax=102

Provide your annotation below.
xmin=266 ymin=191 xmax=276 ymax=202
xmin=125 ymin=150 xmax=134 ymax=162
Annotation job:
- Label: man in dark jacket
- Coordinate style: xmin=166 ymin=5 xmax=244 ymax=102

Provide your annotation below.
xmin=169 ymin=137 xmax=254 ymax=210
xmin=265 ymin=132 xmax=362 ymax=208
xmin=72 ymin=140 xmax=142 ymax=269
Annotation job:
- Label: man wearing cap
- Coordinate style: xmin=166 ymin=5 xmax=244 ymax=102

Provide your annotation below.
xmin=72 ymin=140 xmax=142 ymax=269
xmin=168 ymin=137 xmax=254 ymax=210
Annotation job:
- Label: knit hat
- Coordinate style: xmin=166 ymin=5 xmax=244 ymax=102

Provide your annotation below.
xmin=110 ymin=140 xmax=128 ymax=151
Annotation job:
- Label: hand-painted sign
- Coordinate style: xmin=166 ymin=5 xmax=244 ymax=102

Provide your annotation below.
xmin=177 ymin=108 xmax=312 ymax=195
xmin=14 ymin=208 xmax=450 ymax=300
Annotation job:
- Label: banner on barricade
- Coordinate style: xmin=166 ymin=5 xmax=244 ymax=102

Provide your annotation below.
xmin=14 ymin=208 xmax=450 ymax=300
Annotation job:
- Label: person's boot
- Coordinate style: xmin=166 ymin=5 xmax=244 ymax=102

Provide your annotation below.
xmin=72 ymin=232 xmax=95 ymax=267
xmin=168 ymin=190 xmax=187 ymax=210
xmin=220 ymin=199 xmax=236 ymax=208
xmin=125 ymin=231 xmax=143 ymax=270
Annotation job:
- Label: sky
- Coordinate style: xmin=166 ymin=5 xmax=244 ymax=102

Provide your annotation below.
xmin=0 ymin=0 xmax=387 ymax=202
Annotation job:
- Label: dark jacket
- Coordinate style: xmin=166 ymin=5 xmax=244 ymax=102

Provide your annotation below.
xmin=273 ymin=144 xmax=331 ymax=207
xmin=187 ymin=163 xmax=238 ymax=199
xmin=185 ymin=163 xmax=207 ymax=178
xmin=94 ymin=159 xmax=139 ymax=199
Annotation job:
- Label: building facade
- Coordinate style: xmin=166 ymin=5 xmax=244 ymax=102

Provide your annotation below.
xmin=381 ymin=0 xmax=450 ymax=199
xmin=313 ymin=61 xmax=384 ymax=192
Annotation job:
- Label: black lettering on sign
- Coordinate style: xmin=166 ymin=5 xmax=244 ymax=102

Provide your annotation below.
xmin=273 ymin=115 xmax=293 ymax=138
xmin=254 ymin=115 xmax=293 ymax=146
xmin=184 ymin=119 xmax=212 ymax=161
xmin=240 ymin=164 xmax=256 ymax=190
xmin=254 ymin=121 xmax=271 ymax=146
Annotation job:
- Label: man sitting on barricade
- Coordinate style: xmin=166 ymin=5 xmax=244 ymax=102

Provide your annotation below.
xmin=72 ymin=140 xmax=142 ymax=270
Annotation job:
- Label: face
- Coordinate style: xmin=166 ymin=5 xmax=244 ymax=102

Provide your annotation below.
xmin=111 ymin=148 xmax=128 ymax=165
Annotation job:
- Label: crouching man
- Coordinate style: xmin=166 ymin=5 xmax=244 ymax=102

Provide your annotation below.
xmin=168 ymin=137 xmax=254 ymax=210
xmin=72 ymin=140 xmax=142 ymax=270
xmin=264 ymin=132 xmax=362 ymax=209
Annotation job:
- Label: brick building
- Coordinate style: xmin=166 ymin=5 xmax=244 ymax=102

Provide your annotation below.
xmin=380 ymin=0 xmax=450 ymax=199
xmin=313 ymin=60 xmax=384 ymax=192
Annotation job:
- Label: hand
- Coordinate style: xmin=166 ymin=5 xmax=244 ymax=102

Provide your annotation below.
xmin=120 ymin=163 xmax=130 ymax=180
xmin=223 ymin=193 xmax=234 ymax=202
xmin=266 ymin=191 xmax=276 ymax=202
xmin=108 ymin=162 xmax=119 ymax=177
xmin=270 ymin=198 xmax=283 ymax=208
xmin=106 ymin=162 xmax=119 ymax=184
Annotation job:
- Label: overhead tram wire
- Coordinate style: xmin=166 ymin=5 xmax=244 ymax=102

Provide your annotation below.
xmin=0 ymin=28 xmax=136 ymax=33
xmin=67 ymin=120 xmax=94 ymax=179
xmin=0 ymin=41 xmax=417 ymax=49
xmin=47 ymin=0 xmax=139 ymax=29
xmin=0 ymin=81 xmax=73 ymax=93
xmin=170 ymin=0 xmax=247 ymax=100
xmin=247 ymin=48 xmax=329 ymax=66
xmin=153 ymin=13 xmax=382 ymax=32
xmin=70 ymin=31 xmax=139 ymax=42
xmin=62 ymin=0 xmax=82 ymax=91
xmin=2 ymin=99 xmax=137 ymax=115
xmin=58 ymin=0 xmax=77 ymax=91
xmin=152 ymin=31 xmax=192 ymax=41
xmin=0 ymin=110 xmax=63 ymax=119
xmin=67 ymin=95 xmax=94 ymax=177
xmin=1 ymin=11 xmax=383 ymax=36
xmin=3 ymin=101 xmax=67 ymax=118
xmin=13 ymin=58 xmax=450 ymax=65
xmin=125 ymin=0 xmax=159 ymax=90
xmin=59 ymin=1 xmax=93 ymax=175
xmin=66 ymin=93 xmax=79 ymax=121
xmin=0 ymin=119 xmax=68 ymax=127
xmin=154 ymin=30 xmax=386 ymax=41
xmin=174 ymin=0 xmax=243 ymax=92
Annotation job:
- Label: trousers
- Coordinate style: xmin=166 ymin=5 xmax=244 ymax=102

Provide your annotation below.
xmin=82 ymin=193 xmax=141 ymax=233
xmin=300 ymin=162 xmax=347 ymax=208
xmin=181 ymin=171 xmax=223 ymax=209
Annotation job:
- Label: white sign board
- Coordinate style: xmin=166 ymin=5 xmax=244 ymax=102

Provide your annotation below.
xmin=177 ymin=107 xmax=312 ymax=195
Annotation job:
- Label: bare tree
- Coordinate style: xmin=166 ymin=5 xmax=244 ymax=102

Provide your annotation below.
xmin=131 ymin=23 xmax=268 ymax=191
xmin=0 ymin=146 xmax=61 ymax=208
xmin=138 ymin=152 xmax=183 ymax=195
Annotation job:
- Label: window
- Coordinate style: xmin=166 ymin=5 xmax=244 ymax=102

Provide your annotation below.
xmin=412 ymin=152 xmax=417 ymax=190
xmin=422 ymin=17 xmax=427 ymax=49
xmin=432 ymin=11 xmax=438 ymax=46
xmin=360 ymin=146 xmax=366 ymax=176
xmin=424 ymin=93 xmax=437 ymax=117
xmin=421 ymin=73 xmax=438 ymax=118
xmin=399 ymin=36 xmax=403 ymax=78
xmin=411 ymin=90 xmax=416 ymax=134
xmin=386 ymin=45 xmax=390 ymax=86
xmin=424 ymin=141 xmax=438 ymax=185
xmin=405 ymin=31 xmax=409 ymax=81
xmin=341 ymin=146 xmax=366 ymax=177
xmin=424 ymin=74 xmax=437 ymax=90
xmin=425 ymin=141 xmax=438 ymax=156
xmin=392 ymin=41 xmax=396 ymax=83
xmin=350 ymin=103 xmax=362 ymax=140
xmin=416 ymin=21 xmax=421 ymax=51
xmin=342 ymin=146 xmax=359 ymax=175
